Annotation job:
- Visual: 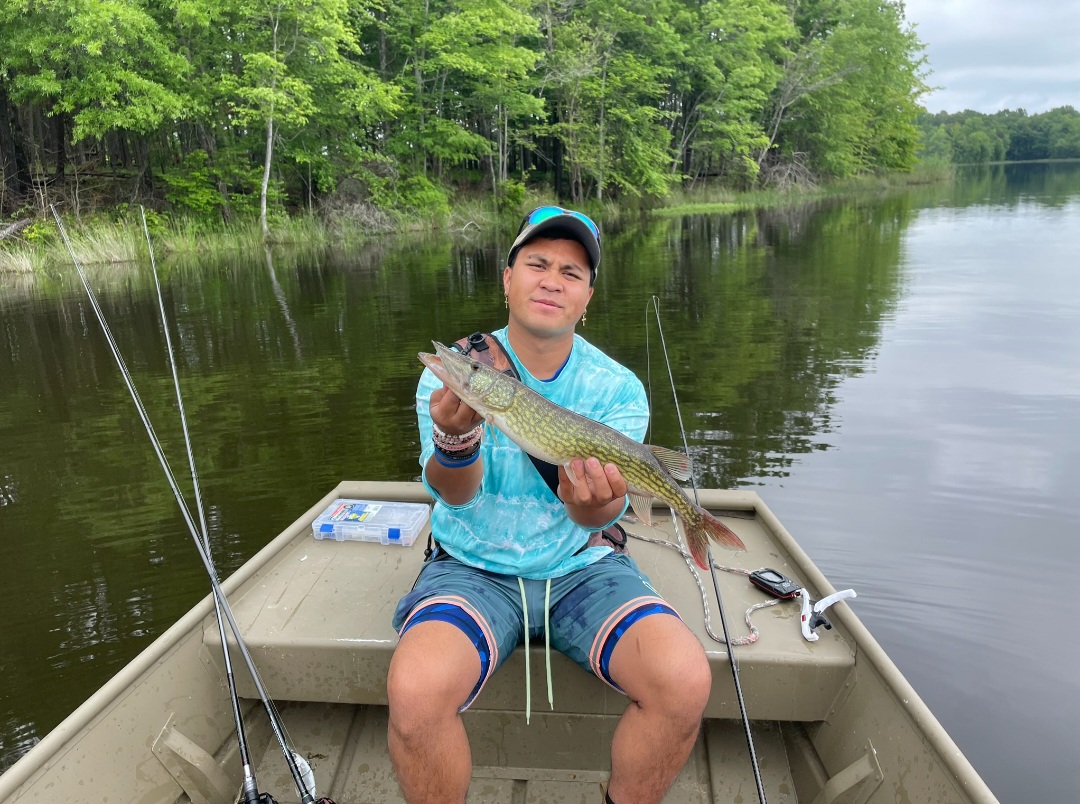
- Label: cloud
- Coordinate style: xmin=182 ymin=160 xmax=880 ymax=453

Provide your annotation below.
xmin=904 ymin=0 xmax=1080 ymax=113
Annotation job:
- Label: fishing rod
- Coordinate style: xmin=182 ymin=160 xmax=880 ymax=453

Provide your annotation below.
xmin=51 ymin=206 xmax=329 ymax=804
xmin=139 ymin=208 xmax=265 ymax=804
xmin=644 ymin=295 xmax=768 ymax=804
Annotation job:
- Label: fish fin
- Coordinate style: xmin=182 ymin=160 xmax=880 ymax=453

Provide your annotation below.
xmin=629 ymin=493 xmax=655 ymax=526
xmin=647 ymin=445 xmax=692 ymax=482
xmin=679 ymin=507 xmax=746 ymax=569
xmin=682 ymin=520 xmax=710 ymax=571
xmin=702 ymin=508 xmax=745 ymax=551
xmin=563 ymin=461 xmax=582 ymax=487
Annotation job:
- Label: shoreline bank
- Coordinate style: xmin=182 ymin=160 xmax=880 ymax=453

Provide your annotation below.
xmin=0 ymin=165 xmax=953 ymax=276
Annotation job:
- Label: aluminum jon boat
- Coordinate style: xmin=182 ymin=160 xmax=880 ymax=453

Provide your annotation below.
xmin=0 ymin=480 xmax=998 ymax=804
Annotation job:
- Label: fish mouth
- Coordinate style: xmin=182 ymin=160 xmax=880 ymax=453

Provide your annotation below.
xmin=418 ymin=341 xmax=465 ymax=387
xmin=417 ymin=350 xmax=441 ymax=372
xmin=417 ymin=347 xmax=449 ymax=385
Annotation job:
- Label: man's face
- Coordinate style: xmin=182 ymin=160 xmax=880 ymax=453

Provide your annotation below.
xmin=503 ymin=237 xmax=594 ymax=341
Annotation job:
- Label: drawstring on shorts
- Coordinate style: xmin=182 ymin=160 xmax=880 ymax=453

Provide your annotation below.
xmin=517 ymin=577 xmax=555 ymax=724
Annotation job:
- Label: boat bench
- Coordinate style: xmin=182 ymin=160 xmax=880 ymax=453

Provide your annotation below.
xmin=206 ymin=506 xmax=856 ymax=723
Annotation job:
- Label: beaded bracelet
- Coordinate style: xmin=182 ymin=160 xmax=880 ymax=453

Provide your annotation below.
xmin=433 ymin=422 xmax=483 ymax=454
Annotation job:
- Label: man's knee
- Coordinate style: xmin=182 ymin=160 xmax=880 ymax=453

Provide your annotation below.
xmin=611 ymin=615 xmax=712 ymax=716
xmin=387 ymin=621 xmax=480 ymax=731
xmin=671 ymin=645 xmax=711 ymax=717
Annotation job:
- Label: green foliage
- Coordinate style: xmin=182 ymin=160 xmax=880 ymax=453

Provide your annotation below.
xmin=768 ymin=0 xmax=928 ymax=179
xmin=669 ymin=0 xmax=792 ymax=185
xmin=499 ymin=177 xmax=528 ymax=210
xmin=163 ymin=150 xmax=225 ymax=219
xmin=20 ymin=220 xmax=56 ymax=245
xmin=0 ymin=0 xmax=932 ymax=218
xmin=0 ymin=0 xmax=190 ymax=140
xmin=917 ymin=107 xmax=1080 ymax=165
xmin=366 ymin=171 xmax=451 ymax=216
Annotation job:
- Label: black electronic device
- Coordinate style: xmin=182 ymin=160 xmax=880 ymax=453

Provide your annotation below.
xmin=748 ymin=568 xmax=801 ymax=599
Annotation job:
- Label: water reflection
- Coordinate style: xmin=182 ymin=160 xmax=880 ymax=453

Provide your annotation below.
xmin=1 ymin=164 xmax=1079 ymax=800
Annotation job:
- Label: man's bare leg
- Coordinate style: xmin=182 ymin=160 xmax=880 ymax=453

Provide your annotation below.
xmin=605 ymin=614 xmax=712 ymax=804
xmin=387 ymin=621 xmax=481 ymax=804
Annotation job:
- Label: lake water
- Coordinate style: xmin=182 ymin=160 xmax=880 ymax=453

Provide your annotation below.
xmin=2 ymin=162 xmax=1079 ymax=802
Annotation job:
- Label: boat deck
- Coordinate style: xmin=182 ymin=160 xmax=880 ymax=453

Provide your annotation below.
xmin=249 ymin=701 xmax=802 ymax=803
xmin=208 ymin=481 xmax=856 ymax=802
xmin=209 ymin=483 xmax=855 ymax=723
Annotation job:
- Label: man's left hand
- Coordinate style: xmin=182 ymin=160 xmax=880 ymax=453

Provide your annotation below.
xmin=558 ymin=458 xmax=628 ymax=510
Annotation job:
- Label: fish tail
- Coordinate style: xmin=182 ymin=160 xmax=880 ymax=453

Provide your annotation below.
xmin=680 ymin=507 xmax=746 ymax=569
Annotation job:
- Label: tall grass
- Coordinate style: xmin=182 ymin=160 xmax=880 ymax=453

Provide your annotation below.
xmin=657 ymin=162 xmax=955 ymax=217
xmin=0 ymin=213 xmax=368 ymax=274
xmin=0 ymin=164 xmax=954 ymax=275
xmin=1 ymin=217 xmax=141 ymax=274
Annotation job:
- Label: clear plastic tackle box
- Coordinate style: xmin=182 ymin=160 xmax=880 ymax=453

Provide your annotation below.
xmin=311 ymin=498 xmax=430 ymax=547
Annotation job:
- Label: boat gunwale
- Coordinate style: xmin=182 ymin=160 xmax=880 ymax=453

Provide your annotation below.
xmin=0 ymin=485 xmax=347 ymax=798
xmin=740 ymin=490 xmax=997 ymax=803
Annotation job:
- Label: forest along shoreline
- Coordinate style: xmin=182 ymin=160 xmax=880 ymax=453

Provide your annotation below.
xmin=2 ymin=0 xmax=932 ymax=273
xmin=2 ymin=0 xmax=1077 ymax=275
xmin=0 ymin=164 xmax=955 ymax=276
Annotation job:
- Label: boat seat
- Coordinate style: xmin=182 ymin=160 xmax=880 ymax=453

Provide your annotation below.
xmin=205 ymin=509 xmax=856 ymax=722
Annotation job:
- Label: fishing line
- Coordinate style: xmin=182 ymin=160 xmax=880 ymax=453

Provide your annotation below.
xmin=644 ymin=295 xmax=768 ymax=804
xmin=627 ymin=530 xmax=779 ymax=646
xmin=52 ymin=206 xmax=327 ymax=804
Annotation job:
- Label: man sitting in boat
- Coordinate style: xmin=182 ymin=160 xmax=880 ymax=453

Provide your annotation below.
xmin=388 ymin=206 xmax=712 ymax=804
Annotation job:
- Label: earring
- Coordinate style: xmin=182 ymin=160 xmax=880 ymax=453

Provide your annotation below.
xmin=504 ymin=295 xmax=509 ymax=309
xmin=581 ymin=309 xmax=587 ymax=326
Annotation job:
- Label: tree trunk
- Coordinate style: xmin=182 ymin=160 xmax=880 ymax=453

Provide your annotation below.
xmin=261 ymin=12 xmax=282 ymax=242
xmin=196 ymin=123 xmax=232 ymax=224
xmin=552 ymin=108 xmax=563 ymax=202
xmin=261 ymin=110 xmax=274 ymax=241
xmin=0 ymin=85 xmax=32 ymax=209
xmin=53 ymin=113 xmax=66 ymax=179
xmin=136 ymin=137 xmax=153 ymax=195
xmin=596 ymin=62 xmax=606 ymax=202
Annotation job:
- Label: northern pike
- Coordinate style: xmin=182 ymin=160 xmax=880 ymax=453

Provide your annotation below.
xmin=418 ymin=341 xmax=745 ymax=568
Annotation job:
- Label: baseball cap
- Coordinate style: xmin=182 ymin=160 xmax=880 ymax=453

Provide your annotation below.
xmin=507 ymin=206 xmax=601 ymax=276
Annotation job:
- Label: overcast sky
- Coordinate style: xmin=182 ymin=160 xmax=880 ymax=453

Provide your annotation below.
xmin=903 ymin=0 xmax=1080 ymax=114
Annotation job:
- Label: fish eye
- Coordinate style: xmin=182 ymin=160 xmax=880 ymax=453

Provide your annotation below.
xmin=470 ymin=362 xmax=480 ymax=372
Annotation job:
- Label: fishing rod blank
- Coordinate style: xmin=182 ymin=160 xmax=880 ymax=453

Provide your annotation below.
xmin=52 ymin=207 xmax=327 ymax=804
xmin=140 ymin=208 xmax=265 ymax=804
xmin=646 ymin=295 xmax=768 ymax=804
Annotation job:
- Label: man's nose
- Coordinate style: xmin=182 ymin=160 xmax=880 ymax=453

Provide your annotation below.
xmin=538 ymin=270 xmax=562 ymax=290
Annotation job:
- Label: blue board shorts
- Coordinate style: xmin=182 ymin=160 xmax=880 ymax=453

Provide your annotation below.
xmin=392 ymin=549 xmax=680 ymax=711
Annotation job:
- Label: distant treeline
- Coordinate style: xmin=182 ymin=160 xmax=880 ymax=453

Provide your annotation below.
xmin=917 ymin=106 xmax=1080 ymax=165
xmin=0 ymin=0 xmax=928 ymax=223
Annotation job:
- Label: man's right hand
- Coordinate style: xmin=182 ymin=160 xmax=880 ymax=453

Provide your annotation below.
xmin=426 ymin=386 xmax=485 ymax=506
xmin=430 ymin=386 xmax=483 ymax=434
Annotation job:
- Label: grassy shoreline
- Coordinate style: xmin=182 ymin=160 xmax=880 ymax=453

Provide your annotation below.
xmin=0 ymin=164 xmax=953 ymax=275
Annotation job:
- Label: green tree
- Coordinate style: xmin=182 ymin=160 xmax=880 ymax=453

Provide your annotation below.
xmin=758 ymin=0 xmax=927 ymax=179
xmin=1045 ymin=106 xmax=1080 ymax=159
xmin=950 ymin=114 xmax=1008 ymax=164
xmin=0 ymin=0 xmax=188 ymax=184
xmin=222 ymin=0 xmax=399 ymax=238
xmin=667 ymin=0 xmax=793 ymax=187
xmin=544 ymin=0 xmax=680 ymax=201
xmin=417 ymin=0 xmax=542 ymax=196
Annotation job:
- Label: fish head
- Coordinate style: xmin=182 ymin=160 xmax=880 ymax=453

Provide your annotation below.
xmin=418 ymin=341 xmax=516 ymax=412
